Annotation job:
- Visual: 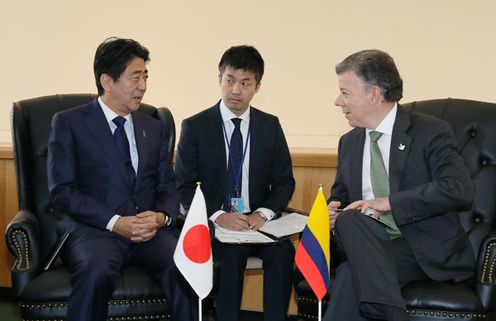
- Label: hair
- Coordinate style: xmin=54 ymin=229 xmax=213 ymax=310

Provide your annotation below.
xmin=218 ymin=45 xmax=265 ymax=84
xmin=93 ymin=37 xmax=150 ymax=95
xmin=335 ymin=49 xmax=403 ymax=102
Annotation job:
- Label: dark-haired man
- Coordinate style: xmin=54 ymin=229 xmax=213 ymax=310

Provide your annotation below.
xmin=323 ymin=49 xmax=475 ymax=321
xmin=175 ymin=45 xmax=296 ymax=321
xmin=47 ymin=37 xmax=198 ymax=321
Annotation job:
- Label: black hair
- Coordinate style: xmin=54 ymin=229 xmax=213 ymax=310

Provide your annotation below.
xmin=93 ymin=37 xmax=150 ymax=95
xmin=218 ymin=45 xmax=264 ymax=83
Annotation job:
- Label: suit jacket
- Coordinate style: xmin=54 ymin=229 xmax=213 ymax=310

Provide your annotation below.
xmin=47 ymin=99 xmax=179 ymax=234
xmin=331 ymin=105 xmax=475 ymax=282
xmin=175 ymin=101 xmax=295 ymax=217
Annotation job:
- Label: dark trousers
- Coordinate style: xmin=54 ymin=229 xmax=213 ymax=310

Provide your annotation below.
xmin=213 ymin=239 xmax=295 ymax=321
xmin=323 ymin=211 xmax=429 ymax=321
xmin=62 ymin=227 xmax=201 ymax=321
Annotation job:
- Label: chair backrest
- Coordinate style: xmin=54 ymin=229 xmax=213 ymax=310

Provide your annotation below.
xmin=403 ymin=98 xmax=496 ymax=257
xmin=11 ymin=93 xmax=175 ymax=259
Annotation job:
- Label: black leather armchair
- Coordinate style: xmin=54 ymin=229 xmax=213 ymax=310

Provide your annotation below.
xmin=296 ymin=98 xmax=496 ymax=321
xmin=5 ymin=94 xmax=178 ymax=321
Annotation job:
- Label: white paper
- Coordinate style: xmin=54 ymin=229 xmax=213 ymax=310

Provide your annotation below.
xmin=213 ymin=212 xmax=309 ymax=244
xmin=259 ymin=212 xmax=309 ymax=238
xmin=214 ymin=224 xmax=276 ymax=244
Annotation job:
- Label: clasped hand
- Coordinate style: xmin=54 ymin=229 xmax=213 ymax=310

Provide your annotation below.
xmin=215 ymin=211 xmax=266 ymax=231
xmin=113 ymin=211 xmax=166 ymax=243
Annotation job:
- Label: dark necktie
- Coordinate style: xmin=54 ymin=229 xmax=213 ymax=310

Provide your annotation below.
xmin=225 ymin=118 xmax=243 ymax=210
xmin=113 ymin=116 xmax=135 ymax=187
xmin=369 ymin=131 xmax=401 ymax=238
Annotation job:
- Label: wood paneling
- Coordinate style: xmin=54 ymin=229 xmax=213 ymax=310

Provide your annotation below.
xmin=0 ymin=146 xmax=16 ymax=287
xmin=0 ymin=146 xmax=339 ymax=315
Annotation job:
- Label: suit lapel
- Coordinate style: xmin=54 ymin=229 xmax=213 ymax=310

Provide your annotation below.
xmin=389 ymin=106 xmax=412 ymax=193
xmin=83 ymin=100 xmax=132 ymax=188
xmin=248 ymin=108 xmax=261 ymax=200
xmin=133 ymin=113 xmax=148 ymax=189
xmin=349 ymin=128 xmax=365 ymax=200
xmin=206 ymin=103 xmax=228 ymax=173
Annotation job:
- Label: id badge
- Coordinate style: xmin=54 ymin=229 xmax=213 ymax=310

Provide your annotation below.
xmin=230 ymin=197 xmax=244 ymax=213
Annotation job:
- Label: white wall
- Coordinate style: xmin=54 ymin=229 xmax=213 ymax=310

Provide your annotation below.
xmin=1 ymin=0 xmax=495 ymax=148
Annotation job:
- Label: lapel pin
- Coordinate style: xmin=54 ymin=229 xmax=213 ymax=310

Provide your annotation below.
xmin=398 ymin=144 xmax=406 ymax=151
xmin=142 ymin=130 xmax=147 ymax=138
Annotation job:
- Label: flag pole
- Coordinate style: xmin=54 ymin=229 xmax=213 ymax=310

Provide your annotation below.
xmin=198 ymin=297 xmax=202 ymax=321
xmin=318 ymin=299 xmax=322 ymax=321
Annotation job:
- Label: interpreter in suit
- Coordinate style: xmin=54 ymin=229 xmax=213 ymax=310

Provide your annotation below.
xmin=47 ymin=37 xmax=198 ymax=321
xmin=323 ymin=49 xmax=475 ymax=321
xmin=175 ymin=45 xmax=296 ymax=321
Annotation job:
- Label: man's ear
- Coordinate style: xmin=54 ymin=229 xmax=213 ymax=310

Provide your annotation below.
xmin=369 ymin=85 xmax=383 ymax=105
xmin=100 ymin=74 xmax=112 ymax=93
xmin=255 ymin=81 xmax=261 ymax=93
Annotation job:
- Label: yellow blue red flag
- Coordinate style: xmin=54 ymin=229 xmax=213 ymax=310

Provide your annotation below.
xmin=295 ymin=186 xmax=330 ymax=300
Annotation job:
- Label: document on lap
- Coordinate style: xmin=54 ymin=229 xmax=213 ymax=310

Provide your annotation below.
xmin=214 ymin=225 xmax=276 ymax=243
xmin=214 ymin=212 xmax=308 ymax=244
xmin=259 ymin=212 xmax=308 ymax=238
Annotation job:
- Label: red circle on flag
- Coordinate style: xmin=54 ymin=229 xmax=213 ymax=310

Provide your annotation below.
xmin=183 ymin=225 xmax=211 ymax=263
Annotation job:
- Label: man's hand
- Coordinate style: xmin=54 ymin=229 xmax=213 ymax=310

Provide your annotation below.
xmin=246 ymin=211 xmax=267 ymax=231
xmin=215 ymin=212 xmax=250 ymax=231
xmin=345 ymin=197 xmax=391 ymax=219
xmin=328 ymin=201 xmax=342 ymax=229
xmin=113 ymin=211 xmax=166 ymax=243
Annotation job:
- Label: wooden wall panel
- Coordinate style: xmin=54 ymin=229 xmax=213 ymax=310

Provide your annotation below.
xmin=0 ymin=147 xmax=17 ymax=287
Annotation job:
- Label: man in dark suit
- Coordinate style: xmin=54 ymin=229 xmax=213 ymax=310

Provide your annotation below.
xmin=47 ymin=37 xmax=198 ymax=321
xmin=323 ymin=49 xmax=475 ymax=321
xmin=175 ymin=45 xmax=296 ymax=321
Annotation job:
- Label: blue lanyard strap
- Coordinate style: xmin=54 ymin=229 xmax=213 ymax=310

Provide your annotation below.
xmin=221 ymin=118 xmax=251 ymax=195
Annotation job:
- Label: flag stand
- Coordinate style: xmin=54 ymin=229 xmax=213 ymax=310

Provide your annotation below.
xmin=318 ymin=300 xmax=322 ymax=321
xmin=198 ymin=297 xmax=202 ymax=321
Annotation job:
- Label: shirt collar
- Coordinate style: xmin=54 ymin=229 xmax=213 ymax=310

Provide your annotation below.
xmin=220 ymin=99 xmax=250 ymax=123
xmin=366 ymin=103 xmax=398 ymax=136
xmin=98 ymin=97 xmax=132 ymax=125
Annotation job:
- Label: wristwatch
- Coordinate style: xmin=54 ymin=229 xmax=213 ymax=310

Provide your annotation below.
xmin=162 ymin=213 xmax=173 ymax=227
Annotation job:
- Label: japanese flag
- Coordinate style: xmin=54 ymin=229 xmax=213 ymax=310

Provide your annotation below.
xmin=174 ymin=185 xmax=213 ymax=299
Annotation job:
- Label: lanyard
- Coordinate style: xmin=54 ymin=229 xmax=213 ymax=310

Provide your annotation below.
xmin=221 ymin=118 xmax=251 ymax=195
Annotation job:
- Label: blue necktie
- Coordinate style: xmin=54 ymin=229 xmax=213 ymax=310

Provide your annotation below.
xmin=225 ymin=118 xmax=243 ymax=210
xmin=112 ymin=116 xmax=135 ymax=188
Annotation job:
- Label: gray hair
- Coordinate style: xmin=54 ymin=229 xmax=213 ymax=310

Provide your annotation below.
xmin=336 ymin=49 xmax=403 ymax=102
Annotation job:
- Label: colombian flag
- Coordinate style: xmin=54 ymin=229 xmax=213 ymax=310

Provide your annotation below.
xmin=295 ymin=186 xmax=330 ymax=300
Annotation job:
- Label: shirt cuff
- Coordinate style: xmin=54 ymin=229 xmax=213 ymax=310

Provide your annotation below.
xmin=254 ymin=207 xmax=276 ymax=221
xmin=210 ymin=210 xmax=225 ymax=223
xmin=106 ymin=214 xmax=121 ymax=231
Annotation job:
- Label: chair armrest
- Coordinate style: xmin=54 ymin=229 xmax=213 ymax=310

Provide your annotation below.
xmin=5 ymin=209 xmax=42 ymax=296
xmin=475 ymin=228 xmax=496 ymax=310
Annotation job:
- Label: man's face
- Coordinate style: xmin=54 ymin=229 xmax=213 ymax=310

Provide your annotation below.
xmin=219 ymin=66 xmax=260 ymax=116
xmin=103 ymin=57 xmax=148 ymax=116
xmin=334 ymin=70 xmax=376 ymax=128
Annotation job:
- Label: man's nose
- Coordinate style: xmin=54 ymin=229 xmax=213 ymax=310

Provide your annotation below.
xmin=138 ymin=76 xmax=147 ymax=91
xmin=231 ymin=82 xmax=241 ymax=94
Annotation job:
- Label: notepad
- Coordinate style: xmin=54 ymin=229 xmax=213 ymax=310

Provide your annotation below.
xmin=214 ymin=213 xmax=308 ymax=244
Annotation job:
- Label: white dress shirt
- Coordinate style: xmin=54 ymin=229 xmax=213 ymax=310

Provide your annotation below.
xmin=362 ymin=103 xmax=398 ymax=203
xmin=209 ymin=100 xmax=276 ymax=223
